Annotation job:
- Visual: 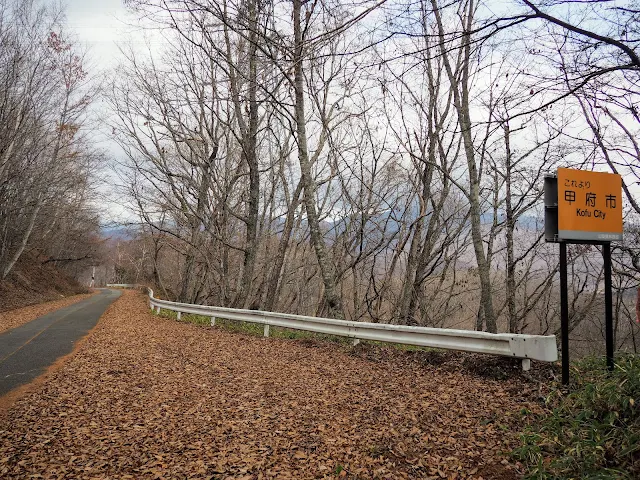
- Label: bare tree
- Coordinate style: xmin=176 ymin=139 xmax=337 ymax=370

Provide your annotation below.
xmin=0 ymin=0 xmax=97 ymax=280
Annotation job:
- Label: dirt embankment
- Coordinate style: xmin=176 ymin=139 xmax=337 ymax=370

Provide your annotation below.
xmin=0 ymin=253 xmax=88 ymax=313
xmin=0 ymin=290 xmax=540 ymax=479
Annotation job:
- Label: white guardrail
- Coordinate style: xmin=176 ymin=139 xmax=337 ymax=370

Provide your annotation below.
xmin=107 ymin=284 xmax=558 ymax=370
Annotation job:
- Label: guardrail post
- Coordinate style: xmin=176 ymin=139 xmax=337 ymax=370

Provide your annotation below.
xmin=352 ymin=338 xmax=360 ymax=346
xmin=522 ymin=358 xmax=531 ymax=371
xmin=176 ymin=312 xmax=181 ymax=321
xmin=155 ymin=306 xmax=161 ymax=314
xmin=264 ymin=324 xmax=270 ymax=337
xmin=211 ymin=317 xmax=216 ymax=327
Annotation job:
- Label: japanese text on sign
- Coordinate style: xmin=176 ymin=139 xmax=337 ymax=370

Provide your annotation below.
xmin=557 ymin=168 xmax=623 ymax=242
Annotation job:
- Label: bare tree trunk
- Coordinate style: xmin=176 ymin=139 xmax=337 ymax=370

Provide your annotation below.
xmin=178 ymin=145 xmax=216 ymax=303
xmin=178 ymin=243 xmax=196 ymax=302
xmin=2 ymin=198 xmax=41 ymax=279
xmin=503 ymin=120 xmax=517 ymax=333
xmin=431 ymin=0 xmax=497 ymax=332
xmin=235 ymin=0 xmax=260 ymax=308
xmin=399 ymin=216 xmax=423 ymax=324
xmin=264 ymin=180 xmax=303 ymax=311
xmin=292 ymin=0 xmax=343 ymax=318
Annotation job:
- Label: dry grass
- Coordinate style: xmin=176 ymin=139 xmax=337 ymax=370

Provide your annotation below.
xmin=0 ymin=290 xmax=539 ymax=479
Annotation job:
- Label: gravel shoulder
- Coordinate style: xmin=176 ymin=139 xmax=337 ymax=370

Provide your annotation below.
xmin=0 ymin=291 xmax=96 ymax=334
xmin=0 ymin=290 xmax=537 ymax=479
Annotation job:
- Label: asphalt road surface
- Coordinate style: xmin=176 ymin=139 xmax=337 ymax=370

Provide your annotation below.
xmin=0 ymin=289 xmax=121 ymax=396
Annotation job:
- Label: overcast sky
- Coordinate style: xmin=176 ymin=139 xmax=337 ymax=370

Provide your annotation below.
xmin=64 ymin=0 xmax=132 ymax=68
xmin=62 ymin=1 xmax=140 ymax=223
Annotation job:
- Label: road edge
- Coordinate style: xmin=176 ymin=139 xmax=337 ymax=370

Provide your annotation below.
xmin=0 ymin=290 xmax=123 ymax=416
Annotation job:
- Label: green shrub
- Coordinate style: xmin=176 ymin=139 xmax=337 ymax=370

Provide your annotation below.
xmin=513 ymin=354 xmax=640 ymax=479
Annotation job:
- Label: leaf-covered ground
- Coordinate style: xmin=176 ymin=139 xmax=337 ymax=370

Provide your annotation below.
xmin=0 ymin=291 xmax=95 ymax=334
xmin=0 ymin=253 xmax=90 ymax=314
xmin=0 ymin=290 xmax=539 ymax=479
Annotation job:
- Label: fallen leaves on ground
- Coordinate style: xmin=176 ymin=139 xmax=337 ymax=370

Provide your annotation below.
xmin=0 ymin=291 xmax=95 ymax=334
xmin=0 ymin=291 xmax=536 ymax=479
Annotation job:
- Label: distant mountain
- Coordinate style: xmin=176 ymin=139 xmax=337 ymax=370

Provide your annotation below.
xmin=100 ymin=226 xmax=135 ymax=240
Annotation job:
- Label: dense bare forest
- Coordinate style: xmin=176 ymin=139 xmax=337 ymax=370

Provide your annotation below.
xmin=1 ymin=0 xmax=638 ymax=355
xmin=0 ymin=0 xmax=102 ymax=287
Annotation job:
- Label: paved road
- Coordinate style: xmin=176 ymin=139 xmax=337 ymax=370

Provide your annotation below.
xmin=0 ymin=289 xmax=121 ymax=396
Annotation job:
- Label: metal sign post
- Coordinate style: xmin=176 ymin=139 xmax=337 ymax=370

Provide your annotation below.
xmin=604 ymin=243 xmax=614 ymax=372
xmin=559 ymin=242 xmax=570 ymax=384
xmin=545 ymin=168 xmax=623 ymax=385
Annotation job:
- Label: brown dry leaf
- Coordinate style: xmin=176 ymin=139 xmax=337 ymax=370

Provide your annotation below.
xmin=0 ymin=290 xmax=530 ymax=479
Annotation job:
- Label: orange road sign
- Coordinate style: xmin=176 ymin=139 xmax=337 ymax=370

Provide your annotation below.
xmin=557 ymin=168 xmax=623 ymax=241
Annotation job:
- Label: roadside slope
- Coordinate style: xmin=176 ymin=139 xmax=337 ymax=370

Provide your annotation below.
xmin=0 ymin=290 xmax=535 ymax=479
xmin=0 ymin=253 xmax=88 ymax=312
